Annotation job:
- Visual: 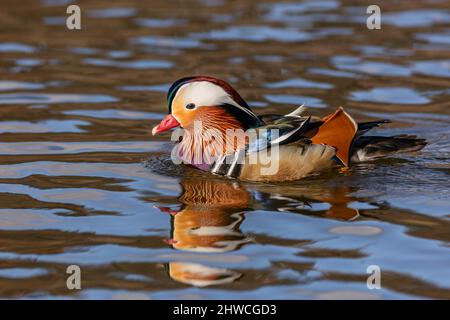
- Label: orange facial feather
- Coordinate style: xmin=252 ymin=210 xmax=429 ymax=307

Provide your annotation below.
xmin=176 ymin=106 xmax=247 ymax=166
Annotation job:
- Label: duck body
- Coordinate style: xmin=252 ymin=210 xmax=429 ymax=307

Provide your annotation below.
xmin=152 ymin=76 xmax=426 ymax=182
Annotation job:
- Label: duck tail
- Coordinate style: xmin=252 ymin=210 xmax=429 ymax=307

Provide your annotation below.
xmin=356 ymin=119 xmax=391 ymax=138
xmin=351 ymin=134 xmax=427 ymax=162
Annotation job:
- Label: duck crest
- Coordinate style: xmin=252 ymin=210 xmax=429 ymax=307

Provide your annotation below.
xmin=167 ymin=76 xmax=250 ymax=113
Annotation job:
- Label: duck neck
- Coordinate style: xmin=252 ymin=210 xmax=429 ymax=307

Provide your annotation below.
xmin=175 ymin=113 xmax=247 ymax=170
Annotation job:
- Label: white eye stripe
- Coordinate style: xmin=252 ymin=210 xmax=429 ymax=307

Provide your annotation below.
xmin=174 ymin=81 xmax=237 ymax=108
xmin=173 ymin=81 xmax=260 ymax=122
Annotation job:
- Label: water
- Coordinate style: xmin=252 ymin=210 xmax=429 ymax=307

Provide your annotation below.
xmin=0 ymin=0 xmax=449 ymax=299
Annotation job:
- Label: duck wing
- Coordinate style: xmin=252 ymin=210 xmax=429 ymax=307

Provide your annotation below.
xmin=351 ymin=119 xmax=426 ymax=161
xmin=247 ymin=116 xmax=320 ymax=152
xmin=257 ymin=104 xmax=308 ymax=124
xmin=211 ymin=111 xmax=325 ymax=178
xmin=254 ymin=107 xmax=397 ymax=167
xmin=309 ymin=107 xmax=358 ymax=166
xmin=351 ymin=134 xmax=426 ymax=162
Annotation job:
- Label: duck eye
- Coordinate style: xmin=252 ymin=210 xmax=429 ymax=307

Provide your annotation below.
xmin=185 ymin=103 xmax=196 ymax=110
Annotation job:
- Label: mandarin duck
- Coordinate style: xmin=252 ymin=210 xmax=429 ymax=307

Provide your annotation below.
xmin=152 ymin=76 xmax=426 ymax=182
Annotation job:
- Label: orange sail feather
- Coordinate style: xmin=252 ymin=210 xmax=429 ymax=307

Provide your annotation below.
xmin=311 ymin=107 xmax=357 ymax=166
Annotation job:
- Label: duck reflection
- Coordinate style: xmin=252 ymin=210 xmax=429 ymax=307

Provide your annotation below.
xmin=169 ymin=178 xmax=252 ymax=252
xmin=168 ymin=262 xmax=242 ymax=287
xmin=157 ymin=175 xmax=361 ymax=287
xmin=252 ymin=183 xmax=360 ymax=221
xmin=157 ymin=177 xmax=251 ymax=286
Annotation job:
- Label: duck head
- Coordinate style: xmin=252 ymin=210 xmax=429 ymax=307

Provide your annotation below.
xmin=152 ymin=76 xmax=261 ymax=134
xmin=152 ymin=76 xmax=262 ymax=166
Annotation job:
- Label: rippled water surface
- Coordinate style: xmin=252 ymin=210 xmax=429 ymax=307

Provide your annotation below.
xmin=0 ymin=0 xmax=449 ymax=299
